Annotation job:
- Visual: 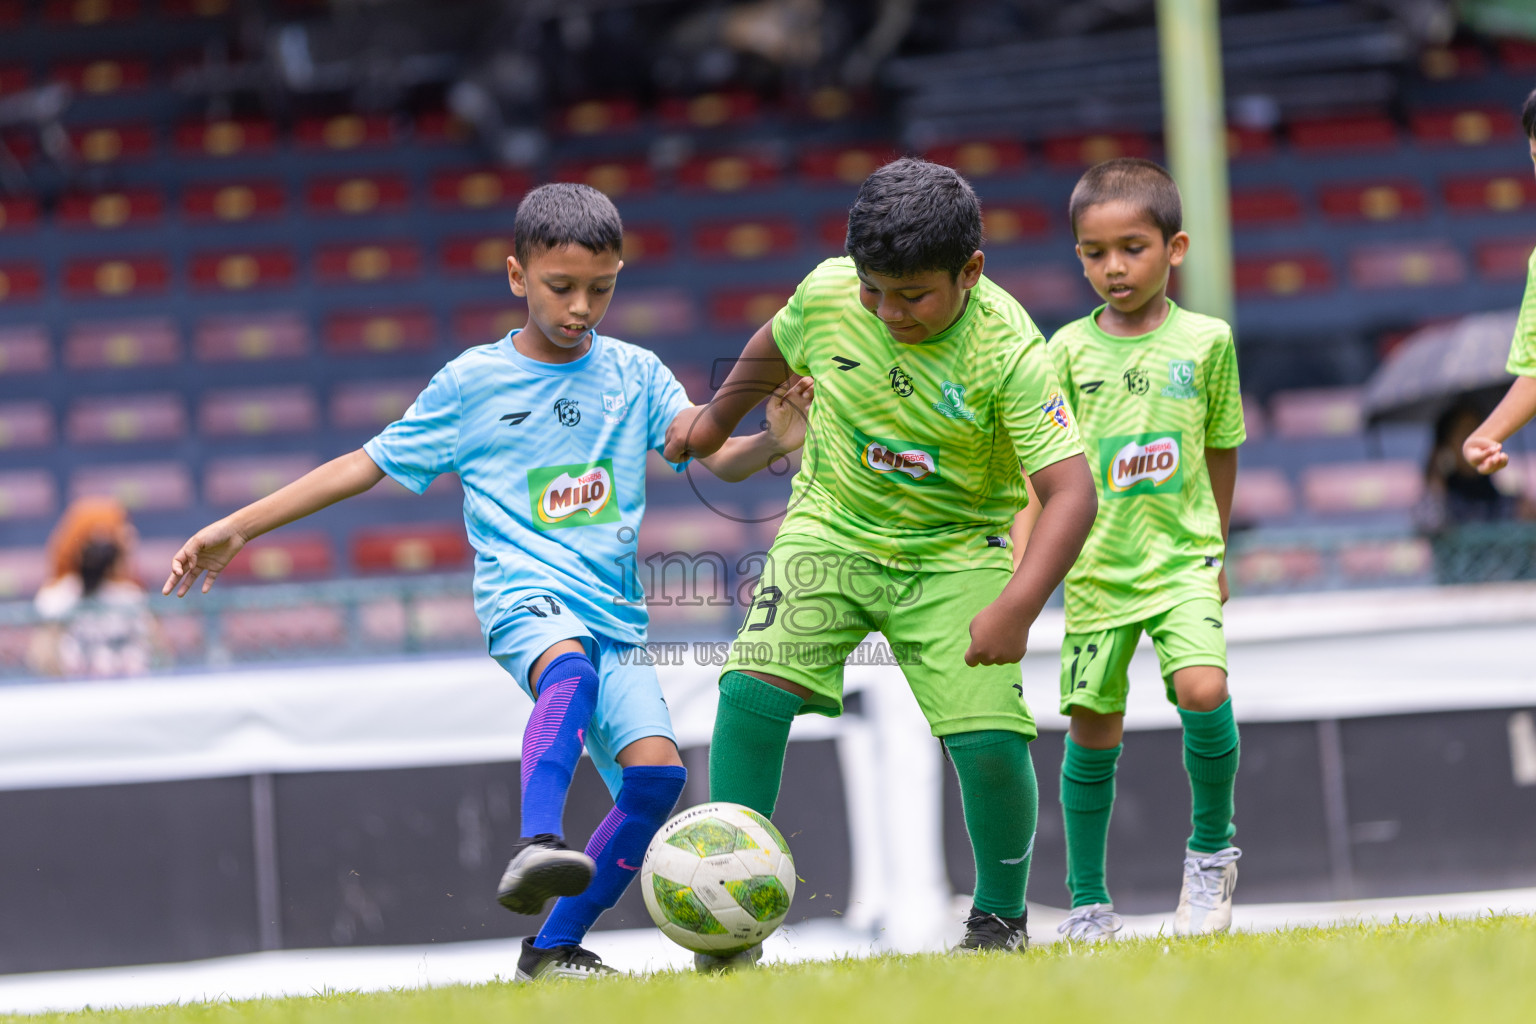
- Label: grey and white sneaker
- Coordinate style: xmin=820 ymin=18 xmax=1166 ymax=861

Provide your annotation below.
xmin=514 ymin=937 xmax=618 ymax=981
xmin=953 ymin=906 xmax=1028 ymax=953
xmin=496 ymin=834 xmax=594 ymax=915
xmin=1056 ymin=903 xmax=1123 ymax=943
xmin=1173 ymin=846 xmax=1241 ymax=936
xmin=694 ymin=944 xmax=763 ymax=974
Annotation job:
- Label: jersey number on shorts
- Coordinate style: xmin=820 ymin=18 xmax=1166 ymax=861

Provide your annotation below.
xmin=517 ymin=595 xmax=564 ymax=618
xmin=745 ymin=586 xmax=783 ymax=632
xmin=1069 ymin=643 xmax=1100 ymax=690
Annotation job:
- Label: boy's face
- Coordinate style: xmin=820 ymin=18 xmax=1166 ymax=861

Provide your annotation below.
xmin=856 ymin=251 xmax=984 ymax=344
xmin=1074 ymin=200 xmax=1189 ymax=317
xmin=507 ymin=243 xmax=623 ymax=355
xmin=1529 ymin=135 xmax=1536 ymax=177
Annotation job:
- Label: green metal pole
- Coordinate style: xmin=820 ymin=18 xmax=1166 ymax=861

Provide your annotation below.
xmin=1157 ymin=0 xmax=1235 ymax=324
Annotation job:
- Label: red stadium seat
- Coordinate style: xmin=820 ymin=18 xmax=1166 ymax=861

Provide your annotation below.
xmin=0 ymin=130 xmax=34 ymax=163
xmin=555 ymin=158 xmax=655 ymax=197
xmin=428 ymin=168 xmax=532 ymax=210
xmin=305 ymin=173 xmax=411 ymax=217
xmin=220 ymin=533 xmax=334 ymax=583
xmin=985 ymin=266 xmax=1097 ymax=315
xmin=1230 ymin=187 xmax=1305 ymax=225
xmin=352 ymin=524 xmax=470 ymax=574
xmin=1233 ymin=253 xmax=1333 ymax=297
xmin=1230 ymin=468 xmax=1294 ymax=526
xmin=659 ymin=91 xmax=759 ymax=130
xmin=1349 ymin=241 xmax=1465 ymax=289
xmin=1232 ymin=546 xmax=1324 ymax=590
xmin=817 ymin=213 xmax=848 ymax=253
xmin=981 ymin=203 xmax=1051 ymax=245
xmin=174 ymin=119 xmax=277 ymax=159
xmin=0 ymin=471 xmax=56 ymax=522
xmin=198 ymin=385 xmax=319 ymax=437
xmin=796 ymin=86 xmax=865 ymax=123
xmin=331 ymin=378 xmax=421 ymax=430
xmin=693 ymin=219 xmax=799 ymax=261
xmin=67 ymin=393 xmax=185 ymax=445
xmin=44 ymin=0 xmax=139 ymax=24
xmin=314 ymin=241 xmax=421 ymax=285
xmin=182 ymin=180 xmax=286 ymax=223
xmin=710 ymin=287 xmax=796 ymax=330
xmin=1042 ymin=132 xmax=1152 ymax=168
xmin=63 ymin=255 xmax=171 ymax=299
xmin=0 ymin=401 xmax=52 ymax=450
xmin=295 ymin=114 xmax=395 ymax=151
xmin=799 ymin=144 xmax=901 ymax=187
xmin=65 ymin=318 xmax=179 ymax=369
xmin=1226 ymin=125 xmax=1275 ymax=160
xmin=0 ymin=64 xmax=27 ymax=96
xmin=52 ymin=57 xmax=150 ymax=95
xmin=556 ymin=98 xmax=641 ymax=136
xmin=220 ymin=607 xmax=346 ymax=653
xmin=441 ymin=234 xmax=513 ymax=276
xmin=1288 ymin=115 xmax=1398 ymax=152
xmin=70 ymin=462 xmax=193 ymax=512
xmin=362 ymin=595 xmax=481 ymax=645
xmin=161 ymin=0 xmax=234 ymax=16
xmin=1338 ymin=538 xmax=1433 ymax=583
xmin=0 ymin=547 xmax=47 ymax=599
xmin=1301 ymin=461 xmax=1422 ymax=515
xmin=67 ymin=123 xmax=155 ymax=164
xmin=676 ymin=152 xmax=783 ymax=192
xmin=1443 ymin=174 xmax=1536 ymax=214
xmin=0 ymin=325 xmax=50 ymax=375
xmin=0 ymin=262 xmax=43 ymax=305
xmin=189 ymin=248 xmax=297 ymax=292
xmin=1475 ymin=238 xmax=1536 ymax=281
xmin=324 ymin=308 xmax=436 ymax=355
xmin=0 ymin=2 xmax=17 ymax=29
xmin=1269 ymin=388 xmax=1363 ymax=439
xmin=1499 ymin=39 xmax=1536 ymax=72
xmin=1318 ymin=182 xmax=1427 ymax=222
xmin=0 ymin=195 xmax=38 ymax=233
xmin=602 ymin=289 xmax=695 ymax=339
xmin=1419 ymin=45 xmax=1487 ymax=80
xmin=622 ymin=224 xmax=673 ymax=265
xmin=58 ymin=187 xmax=165 ymax=230
xmin=414 ymin=109 xmax=473 ymax=145
xmin=923 ymin=139 xmax=1028 ymax=178
xmin=195 ymin=311 xmax=309 ymax=362
xmin=453 ymin=305 xmax=525 ymax=346
xmin=204 ymin=454 xmax=319 ymax=507
xmin=1409 ymin=106 xmax=1518 ymax=147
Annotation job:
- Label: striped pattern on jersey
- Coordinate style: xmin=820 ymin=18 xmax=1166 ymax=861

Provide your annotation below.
xmin=1507 ymin=248 xmax=1536 ymax=378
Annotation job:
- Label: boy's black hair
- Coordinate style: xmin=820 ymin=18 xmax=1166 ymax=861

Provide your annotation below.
xmin=513 ymin=182 xmax=624 ymax=267
xmin=844 ymin=157 xmax=982 ymax=279
xmin=1069 ymin=157 xmax=1183 ymax=241
xmin=1523 ymin=87 xmax=1536 ymax=140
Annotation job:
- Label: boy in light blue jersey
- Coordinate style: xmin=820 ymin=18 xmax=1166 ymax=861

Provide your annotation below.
xmin=164 ymin=183 xmax=809 ymax=981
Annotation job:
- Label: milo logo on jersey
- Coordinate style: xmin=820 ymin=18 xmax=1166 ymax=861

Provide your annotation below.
xmin=528 ymin=459 xmax=622 ymax=530
xmin=1099 ymin=432 xmax=1183 ymax=498
xmin=854 ymin=428 xmax=940 ymax=485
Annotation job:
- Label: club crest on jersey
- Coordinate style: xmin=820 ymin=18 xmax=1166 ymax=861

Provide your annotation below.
xmin=1100 ymin=432 xmax=1183 ymax=498
xmin=602 ymin=389 xmax=628 ymax=422
xmin=1161 ymin=359 xmax=1199 ymax=400
xmin=1041 ymin=392 xmax=1071 ymax=430
xmin=855 ymin=429 xmax=940 ymax=485
xmin=554 ymin=397 xmax=581 ymax=427
xmin=889 ymin=366 xmax=915 ymax=398
xmin=527 ymin=459 xmax=622 ymax=530
xmin=932 ymin=380 xmax=975 ymax=421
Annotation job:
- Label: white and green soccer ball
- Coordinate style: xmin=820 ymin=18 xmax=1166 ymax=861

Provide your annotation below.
xmin=640 ymin=801 xmax=796 ymax=955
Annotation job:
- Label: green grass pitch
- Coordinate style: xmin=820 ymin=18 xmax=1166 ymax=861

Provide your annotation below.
xmin=13 ymin=915 xmax=1535 ymax=1024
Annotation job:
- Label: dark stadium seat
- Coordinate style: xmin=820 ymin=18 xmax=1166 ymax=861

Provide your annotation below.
xmin=923 ymin=140 xmax=1028 ymax=178
xmin=1042 ymin=132 xmax=1152 ymax=168
xmin=428 ymin=167 xmax=532 ymax=210
xmin=1269 ymin=388 xmax=1364 ymax=439
xmin=198 ymin=385 xmax=319 ymax=437
xmin=622 ymin=224 xmax=674 ymax=265
xmin=980 ymin=203 xmax=1051 ymax=244
xmin=1349 ymin=241 xmax=1466 ymax=289
xmin=189 ymin=248 xmax=298 ymax=292
xmin=0 ymin=325 xmax=51 ymax=374
xmin=64 ymin=317 xmax=179 ymax=369
xmin=1408 ymin=106 xmax=1519 ymax=147
xmin=693 ymin=218 xmax=800 ymax=261
xmin=556 ymin=98 xmax=641 ymax=136
xmin=220 ymin=533 xmax=335 ymax=583
xmin=323 ymin=308 xmax=436 ymax=355
xmin=314 ymin=241 xmax=422 ymax=285
xmin=0 ymin=262 xmax=43 ymax=304
xmin=305 ymin=173 xmax=411 ymax=217
xmin=52 ymin=57 xmax=150 ymax=95
xmin=1318 ymin=182 xmax=1427 ymax=222
xmin=1499 ymin=39 xmax=1536 ymax=71
xmin=70 ymin=461 xmax=194 ymax=512
xmin=1233 ymin=253 xmax=1334 ymax=297
xmin=161 ymin=0 xmax=234 ymax=17
xmin=710 ymin=286 xmax=796 ymax=330
xmin=204 ymin=453 xmax=320 ymax=506
xmin=67 ymin=123 xmax=155 ymax=164
xmin=1301 ymin=460 xmax=1423 ymax=515
xmin=182 ymin=180 xmax=287 ymax=224
xmin=330 ymin=378 xmax=420 ymax=430
xmin=67 ymin=393 xmax=185 ymax=445
xmin=294 ymin=114 xmax=395 ymax=152
xmin=1474 ymin=237 xmax=1536 ymax=281
xmin=0 ymin=471 xmax=56 ymax=522
xmin=1419 ymin=44 xmax=1487 ymax=80
xmin=452 ymin=305 xmax=525 ymax=346
xmin=0 ymin=64 xmax=26 ymax=96
xmin=602 ymin=288 xmax=696 ymax=339
xmin=1288 ymin=115 xmax=1398 ymax=152
xmin=441 ymin=234 xmax=513 ymax=276
xmin=1230 ymin=187 xmax=1306 ymax=226
xmin=0 ymin=546 xmax=47 ymax=600
xmin=799 ymin=144 xmax=901 ymax=187
xmin=62 ymin=255 xmax=171 ymax=299
xmin=174 ymin=119 xmax=278 ymax=159
xmin=659 ymin=91 xmax=759 ymax=130
xmin=556 ymin=157 xmax=656 ymax=197
xmin=414 ymin=110 xmax=473 ymax=145
xmin=1443 ymin=173 xmax=1536 ymax=214
xmin=1231 ymin=546 xmax=1323 ymax=590
xmin=0 ymin=195 xmax=37 ymax=233
xmin=43 ymin=0 xmax=139 ymax=25
xmin=1338 ymin=538 xmax=1433 ymax=584
xmin=0 ymin=401 xmax=53 ymax=450
xmin=676 ymin=152 xmax=783 ymax=192
xmin=195 ymin=311 xmax=310 ymax=362
xmin=58 ymin=188 xmax=165 ymax=231
xmin=352 ymin=524 xmax=471 ymax=573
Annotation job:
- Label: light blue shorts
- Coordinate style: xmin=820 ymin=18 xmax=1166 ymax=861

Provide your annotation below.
xmin=491 ymin=590 xmax=676 ymax=799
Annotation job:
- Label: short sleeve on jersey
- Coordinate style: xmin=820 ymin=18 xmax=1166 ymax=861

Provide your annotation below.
xmin=646 ymin=356 xmax=693 ymax=471
xmin=772 ymin=275 xmax=812 ymax=376
xmin=364 ymin=366 xmax=462 ymax=494
xmin=1001 ymin=340 xmax=1085 ymax=476
xmin=1508 ymin=249 xmax=1536 ymax=378
xmin=1203 ymin=331 xmax=1247 ymax=448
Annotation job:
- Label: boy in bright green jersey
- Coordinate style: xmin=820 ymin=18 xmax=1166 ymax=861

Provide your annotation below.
xmin=1021 ymin=157 xmax=1246 ymax=941
xmin=1464 ymin=88 xmax=1536 ymax=474
xmin=667 ymin=157 xmax=1099 ymax=960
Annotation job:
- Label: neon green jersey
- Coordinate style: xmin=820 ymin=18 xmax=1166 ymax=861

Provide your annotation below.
xmin=1047 ymin=301 xmax=1246 ymax=630
xmin=771 ymin=257 xmax=1083 ymax=572
xmin=1507 ymin=247 xmax=1536 ymax=377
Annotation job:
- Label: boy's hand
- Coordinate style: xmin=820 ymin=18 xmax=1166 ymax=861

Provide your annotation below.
xmin=963 ymin=595 xmax=1029 ymax=666
xmin=163 ymin=520 xmax=248 ymax=597
xmin=764 ymin=376 xmax=814 ymax=453
xmin=664 ymin=404 xmax=728 ymax=463
xmin=1463 ymin=434 xmax=1508 ymax=475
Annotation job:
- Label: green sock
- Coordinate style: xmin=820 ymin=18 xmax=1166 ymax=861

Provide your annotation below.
xmin=708 ymin=671 xmax=803 ymax=817
xmin=1179 ymin=698 xmax=1240 ymax=853
xmin=1060 ymin=738 xmax=1122 ymax=908
xmin=944 ymin=730 xmax=1038 ymax=919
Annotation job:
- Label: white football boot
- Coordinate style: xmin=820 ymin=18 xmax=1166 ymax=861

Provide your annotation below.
xmin=1056 ymin=903 xmax=1124 ymax=943
xmin=1173 ymin=846 xmax=1241 ymax=936
xmin=514 ymin=938 xmax=618 ymax=981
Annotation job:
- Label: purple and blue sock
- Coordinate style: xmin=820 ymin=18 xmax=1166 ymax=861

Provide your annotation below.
xmin=535 ymin=763 xmax=687 ymax=949
xmin=519 ymin=651 xmax=600 ymax=839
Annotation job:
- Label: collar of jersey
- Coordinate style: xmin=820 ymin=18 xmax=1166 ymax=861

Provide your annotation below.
xmin=499 ymin=329 xmax=603 ymax=376
xmin=1086 ymin=298 xmax=1180 ymax=345
xmin=903 ymin=290 xmax=981 ymax=347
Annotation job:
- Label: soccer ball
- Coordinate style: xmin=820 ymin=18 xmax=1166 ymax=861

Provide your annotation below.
xmin=640 ymin=801 xmax=796 ymax=955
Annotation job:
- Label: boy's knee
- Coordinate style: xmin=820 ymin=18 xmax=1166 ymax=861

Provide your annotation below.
xmin=1171 ymin=666 xmax=1228 ymax=711
xmin=616 ymin=735 xmax=684 ymax=769
xmin=1068 ymin=708 xmax=1124 ymax=749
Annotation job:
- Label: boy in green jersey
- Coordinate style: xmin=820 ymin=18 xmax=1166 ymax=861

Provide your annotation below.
xmin=667 ymin=158 xmax=1099 ymax=960
xmin=1022 ymin=157 xmax=1246 ymax=941
xmin=1464 ymin=89 xmax=1536 ymax=475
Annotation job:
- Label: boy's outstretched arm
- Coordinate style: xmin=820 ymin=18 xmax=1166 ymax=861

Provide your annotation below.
xmin=1464 ymin=376 xmax=1536 ymax=474
xmin=1206 ymin=446 xmax=1238 ymax=602
xmin=695 ymin=377 xmax=813 ymax=482
xmin=163 ymin=449 xmax=385 ymax=597
xmin=664 ymin=320 xmax=788 ymax=462
xmin=965 ymin=453 xmax=1097 ymax=666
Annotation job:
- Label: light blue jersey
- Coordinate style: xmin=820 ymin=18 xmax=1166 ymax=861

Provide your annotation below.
xmin=364 ymin=330 xmax=692 ymax=652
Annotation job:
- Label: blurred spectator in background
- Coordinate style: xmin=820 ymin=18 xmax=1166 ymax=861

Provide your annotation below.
xmin=1418 ymin=402 xmax=1521 ymax=535
xmin=28 ymin=498 xmax=164 ymax=679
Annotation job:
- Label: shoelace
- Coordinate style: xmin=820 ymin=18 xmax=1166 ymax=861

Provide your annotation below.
xmin=1182 ymin=848 xmax=1243 ymax=909
xmin=1056 ymin=905 xmax=1123 ymax=941
xmin=553 ymin=945 xmax=608 ymax=973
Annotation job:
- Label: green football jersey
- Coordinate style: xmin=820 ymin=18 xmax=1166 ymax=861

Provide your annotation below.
xmin=1506 ymin=247 xmax=1536 ymax=378
xmin=771 ymin=257 xmax=1083 ymax=572
xmin=1048 ymin=301 xmax=1246 ymax=630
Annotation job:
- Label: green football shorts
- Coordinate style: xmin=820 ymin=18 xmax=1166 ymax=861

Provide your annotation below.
xmin=720 ymin=536 xmax=1036 ymax=739
xmin=1059 ymin=597 xmax=1228 ymax=715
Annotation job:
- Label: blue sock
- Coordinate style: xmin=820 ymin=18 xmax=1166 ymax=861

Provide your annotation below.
xmin=536 ymin=763 xmax=687 ymax=949
xmin=519 ymin=651 xmax=600 ymax=839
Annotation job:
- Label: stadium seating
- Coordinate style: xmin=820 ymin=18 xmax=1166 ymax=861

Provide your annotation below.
xmin=1269 ymin=388 xmax=1365 ymax=438
xmin=1301 ymin=461 xmax=1423 ymax=515
xmin=65 ymin=393 xmax=186 ymax=445
xmin=204 ymin=454 xmax=319 ymax=507
xmin=0 ymin=470 xmax=58 ymax=522
xmin=352 ymin=524 xmax=471 ymax=574
xmin=0 ymin=325 xmax=49 ymax=374
xmin=219 ymin=533 xmax=334 ymax=582
xmin=198 ymin=385 xmax=318 ymax=437
xmin=64 ymin=319 xmax=179 ymax=370
xmin=0 ymin=402 xmax=52 ymax=450
xmin=69 ymin=462 xmax=194 ymax=512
